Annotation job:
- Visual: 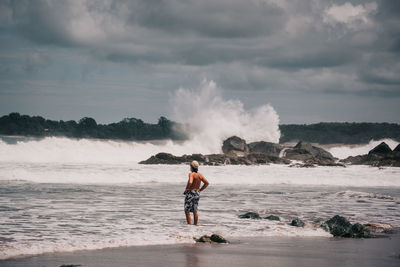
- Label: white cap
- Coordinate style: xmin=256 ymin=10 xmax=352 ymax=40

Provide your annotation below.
xmin=191 ymin=160 xmax=199 ymax=169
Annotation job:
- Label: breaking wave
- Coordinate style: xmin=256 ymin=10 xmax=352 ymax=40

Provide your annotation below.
xmin=328 ymin=139 xmax=399 ymax=159
xmin=0 ymin=80 xmax=280 ymax=164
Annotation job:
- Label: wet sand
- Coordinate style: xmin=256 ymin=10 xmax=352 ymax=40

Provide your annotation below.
xmin=1 ymin=233 xmax=400 ymax=267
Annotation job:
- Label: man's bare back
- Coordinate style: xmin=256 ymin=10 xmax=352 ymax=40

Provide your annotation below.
xmin=185 ymin=172 xmax=207 ymax=191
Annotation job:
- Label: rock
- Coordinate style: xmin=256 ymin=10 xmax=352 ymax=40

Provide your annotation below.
xmin=290 ymin=218 xmax=305 ymax=227
xmin=294 ymin=141 xmax=334 ymax=159
xmin=368 ymin=142 xmax=392 ymax=155
xmin=284 ymin=141 xmax=335 ymax=164
xmin=265 ymin=215 xmax=280 ymax=221
xmin=247 ymin=141 xmax=283 ymax=157
xmin=239 ymin=212 xmax=261 ymax=219
xmin=349 ymin=223 xmax=371 ymax=238
xmin=195 ymin=235 xmax=212 ymax=243
xmin=139 ymin=152 xmax=184 ymax=164
xmin=210 ymin=234 xmax=228 ymax=243
xmin=341 ymin=147 xmax=400 ymax=167
xmin=325 ymin=215 xmax=352 ymax=237
xmin=324 ymin=215 xmax=372 ymax=238
xmin=222 ymin=136 xmax=248 ymax=154
xmin=60 ymin=265 xmax=81 ymax=267
xmin=195 ymin=234 xmax=228 ymax=244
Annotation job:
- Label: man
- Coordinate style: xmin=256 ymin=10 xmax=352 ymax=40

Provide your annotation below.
xmin=183 ymin=160 xmax=209 ymax=225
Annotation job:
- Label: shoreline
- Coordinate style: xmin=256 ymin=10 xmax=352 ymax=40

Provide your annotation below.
xmin=2 ymin=134 xmax=394 ymax=147
xmin=1 ymin=234 xmax=399 ymax=267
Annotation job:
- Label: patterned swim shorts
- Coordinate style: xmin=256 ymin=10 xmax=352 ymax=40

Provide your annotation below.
xmin=184 ymin=190 xmax=200 ymax=212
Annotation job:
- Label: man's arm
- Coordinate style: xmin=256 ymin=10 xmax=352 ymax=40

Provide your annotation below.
xmin=199 ymin=174 xmax=209 ymax=192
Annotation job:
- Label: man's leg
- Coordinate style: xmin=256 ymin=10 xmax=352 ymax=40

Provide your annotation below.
xmin=193 ymin=211 xmax=198 ymax=225
xmin=185 ymin=210 xmax=191 ymax=224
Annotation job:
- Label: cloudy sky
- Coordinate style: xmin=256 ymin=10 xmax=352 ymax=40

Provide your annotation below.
xmin=0 ymin=0 xmax=399 ymax=124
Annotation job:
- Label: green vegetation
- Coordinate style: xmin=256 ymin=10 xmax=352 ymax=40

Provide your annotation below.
xmin=0 ymin=113 xmax=186 ymax=140
xmin=279 ymin=122 xmax=400 ymax=144
xmin=1 ymin=113 xmax=399 ymax=144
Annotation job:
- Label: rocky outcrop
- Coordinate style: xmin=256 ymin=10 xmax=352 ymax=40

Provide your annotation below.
xmin=239 ymin=212 xmax=261 ymax=219
xmin=323 ymin=215 xmax=371 ymax=238
xmin=341 ymin=142 xmax=400 ymax=167
xmin=248 ymin=141 xmax=283 ymax=157
xmin=139 ymin=151 xmax=290 ymax=165
xmin=283 ymin=141 xmax=339 ymax=166
xmin=265 ymin=215 xmax=280 ymax=221
xmin=196 ymin=234 xmax=228 ymax=244
xmin=222 ymin=136 xmax=248 ymax=155
xmin=368 ymin=142 xmax=392 ymax=155
xmin=140 ymin=137 xmax=399 ymax=167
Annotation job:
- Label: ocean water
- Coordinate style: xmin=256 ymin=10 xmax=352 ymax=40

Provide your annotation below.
xmin=0 ymin=136 xmax=400 ymax=260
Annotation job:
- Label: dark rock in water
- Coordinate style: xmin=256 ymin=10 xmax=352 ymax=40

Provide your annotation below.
xmin=284 ymin=141 xmax=336 ymax=165
xmin=210 ymin=234 xmax=228 ymax=243
xmin=350 ymin=223 xmax=371 ymax=238
xmin=290 ymin=218 xmax=305 ymax=227
xmin=341 ymin=146 xmax=400 ymax=167
xmin=139 ymin=152 xmax=183 ymax=164
xmin=196 ymin=234 xmax=228 ymax=244
xmin=239 ymin=212 xmax=261 ymax=219
xmin=195 ymin=235 xmax=212 ymax=243
xmin=60 ymin=265 xmax=81 ymax=267
xmin=325 ymin=215 xmax=352 ymax=237
xmin=265 ymin=215 xmax=280 ymax=221
xmin=248 ymin=141 xmax=283 ymax=157
xmin=368 ymin=142 xmax=392 ymax=155
xmin=222 ymin=136 xmax=248 ymax=154
xmin=294 ymin=141 xmax=334 ymax=159
xmin=324 ymin=215 xmax=371 ymax=238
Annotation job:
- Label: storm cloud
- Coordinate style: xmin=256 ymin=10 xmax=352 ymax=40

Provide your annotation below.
xmin=0 ymin=0 xmax=399 ymax=123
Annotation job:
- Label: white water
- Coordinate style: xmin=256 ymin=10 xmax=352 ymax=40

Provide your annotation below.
xmin=170 ymin=80 xmax=280 ymax=152
xmin=328 ymin=139 xmax=399 ymax=159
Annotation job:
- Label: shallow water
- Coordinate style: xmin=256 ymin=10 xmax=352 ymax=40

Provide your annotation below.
xmin=1 ymin=175 xmax=399 ymax=260
xmin=0 ymin=137 xmax=399 ymax=260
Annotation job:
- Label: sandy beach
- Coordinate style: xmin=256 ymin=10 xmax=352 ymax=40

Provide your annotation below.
xmin=2 ymin=233 xmax=399 ymax=267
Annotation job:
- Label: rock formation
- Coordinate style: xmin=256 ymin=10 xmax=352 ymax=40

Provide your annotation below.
xmin=195 ymin=234 xmax=228 ymax=243
xmin=323 ymin=215 xmax=371 ymax=238
xmin=139 ymin=137 xmax=399 ymax=167
xmin=341 ymin=142 xmax=400 ymax=167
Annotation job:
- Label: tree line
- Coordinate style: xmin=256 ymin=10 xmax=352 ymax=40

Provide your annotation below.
xmin=0 ymin=113 xmax=186 ymax=140
xmin=0 ymin=113 xmax=399 ymax=144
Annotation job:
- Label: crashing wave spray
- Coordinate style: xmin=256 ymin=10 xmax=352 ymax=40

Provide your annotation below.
xmin=0 ymin=80 xmax=280 ymax=164
xmin=170 ymin=80 xmax=280 ymax=153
